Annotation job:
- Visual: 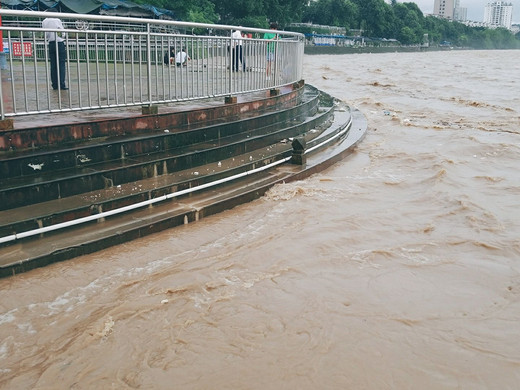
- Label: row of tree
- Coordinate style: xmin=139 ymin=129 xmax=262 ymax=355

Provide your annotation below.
xmin=134 ymin=0 xmax=520 ymax=49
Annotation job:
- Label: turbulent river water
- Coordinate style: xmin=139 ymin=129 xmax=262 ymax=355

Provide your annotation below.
xmin=1 ymin=50 xmax=520 ymax=389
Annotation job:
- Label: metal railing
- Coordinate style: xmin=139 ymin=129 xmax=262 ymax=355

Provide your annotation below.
xmin=0 ymin=10 xmax=304 ymax=119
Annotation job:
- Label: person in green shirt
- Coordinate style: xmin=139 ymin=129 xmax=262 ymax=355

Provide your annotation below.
xmin=263 ymin=22 xmax=278 ymax=78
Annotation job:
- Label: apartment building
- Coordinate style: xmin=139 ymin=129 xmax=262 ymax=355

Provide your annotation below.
xmin=453 ymin=0 xmax=467 ymax=21
xmin=433 ymin=0 xmax=455 ymax=19
xmin=484 ymin=1 xmax=513 ymax=29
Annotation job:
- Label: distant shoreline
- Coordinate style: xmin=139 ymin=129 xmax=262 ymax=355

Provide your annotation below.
xmin=303 ymin=45 xmax=461 ymax=55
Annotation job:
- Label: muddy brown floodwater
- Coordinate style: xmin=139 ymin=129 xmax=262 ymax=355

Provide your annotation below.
xmin=1 ymin=50 xmax=520 ymax=389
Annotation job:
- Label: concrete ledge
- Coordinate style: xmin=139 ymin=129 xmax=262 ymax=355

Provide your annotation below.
xmin=225 ymin=96 xmax=237 ymax=104
xmin=0 ymin=119 xmax=14 ymax=131
xmin=142 ymin=105 xmax=159 ymax=115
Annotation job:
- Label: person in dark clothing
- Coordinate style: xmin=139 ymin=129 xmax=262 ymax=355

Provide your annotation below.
xmin=164 ymin=47 xmax=175 ymax=65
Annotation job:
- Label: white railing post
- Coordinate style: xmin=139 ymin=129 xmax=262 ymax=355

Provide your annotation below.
xmin=228 ymin=28 xmax=233 ymax=96
xmin=146 ymin=22 xmax=152 ymax=107
xmin=0 ymin=66 xmax=4 ymax=120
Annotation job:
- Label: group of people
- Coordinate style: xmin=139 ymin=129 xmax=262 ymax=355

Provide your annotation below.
xmin=231 ymin=22 xmax=278 ymax=75
xmin=164 ymin=47 xmax=191 ymax=67
xmin=42 ymin=9 xmax=279 ymax=91
xmin=42 ymin=8 xmax=193 ymax=91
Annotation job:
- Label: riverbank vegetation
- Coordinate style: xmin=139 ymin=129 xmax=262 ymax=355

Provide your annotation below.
xmin=135 ymin=0 xmax=520 ymax=49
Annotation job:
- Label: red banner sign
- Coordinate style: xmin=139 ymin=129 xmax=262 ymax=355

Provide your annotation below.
xmin=12 ymin=42 xmax=33 ymax=57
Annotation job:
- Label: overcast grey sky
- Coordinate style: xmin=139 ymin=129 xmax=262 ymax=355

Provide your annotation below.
xmin=410 ymin=0 xmax=520 ymax=23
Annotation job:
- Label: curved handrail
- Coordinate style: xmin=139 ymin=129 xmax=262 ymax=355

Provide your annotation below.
xmin=0 ymin=9 xmax=304 ymax=119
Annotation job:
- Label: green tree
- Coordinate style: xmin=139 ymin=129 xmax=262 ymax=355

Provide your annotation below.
xmin=133 ymin=0 xmax=218 ymax=23
xmin=398 ymin=26 xmax=416 ymax=44
xmin=212 ymin=0 xmax=307 ymax=27
xmin=392 ymin=3 xmax=423 ymax=43
xmin=302 ymin=0 xmax=358 ymax=30
xmin=132 ymin=0 xmax=520 ymax=49
xmin=351 ymin=0 xmax=393 ymax=37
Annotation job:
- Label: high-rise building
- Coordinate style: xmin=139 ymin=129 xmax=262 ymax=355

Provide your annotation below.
xmin=484 ymin=1 xmax=513 ymax=29
xmin=433 ymin=0 xmax=455 ymax=20
xmin=454 ymin=6 xmax=467 ymax=21
xmin=452 ymin=0 xmax=467 ymax=21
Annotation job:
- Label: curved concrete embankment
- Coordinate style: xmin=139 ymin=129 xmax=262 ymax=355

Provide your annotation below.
xmin=0 ymin=84 xmax=367 ymax=277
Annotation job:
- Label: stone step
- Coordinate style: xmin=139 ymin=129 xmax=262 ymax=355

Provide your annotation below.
xmin=0 ymin=104 xmax=368 ymax=277
xmin=0 ymin=103 xmax=340 ymax=238
xmin=0 ymin=95 xmax=326 ymax=211
xmin=0 ymin=81 xmax=309 ymax=153
xmin=0 ymin=87 xmax=318 ymax=179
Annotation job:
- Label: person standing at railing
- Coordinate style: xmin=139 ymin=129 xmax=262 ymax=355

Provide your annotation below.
xmin=263 ymin=22 xmax=278 ymax=79
xmin=232 ymin=27 xmax=245 ymax=72
xmin=42 ymin=8 xmax=68 ymax=90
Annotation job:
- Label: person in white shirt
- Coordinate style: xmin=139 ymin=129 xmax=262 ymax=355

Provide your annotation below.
xmin=175 ymin=48 xmax=190 ymax=67
xmin=42 ymin=8 xmax=67 ymax=90
xmin=231 ymin=28 xmax=245 ymax=72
